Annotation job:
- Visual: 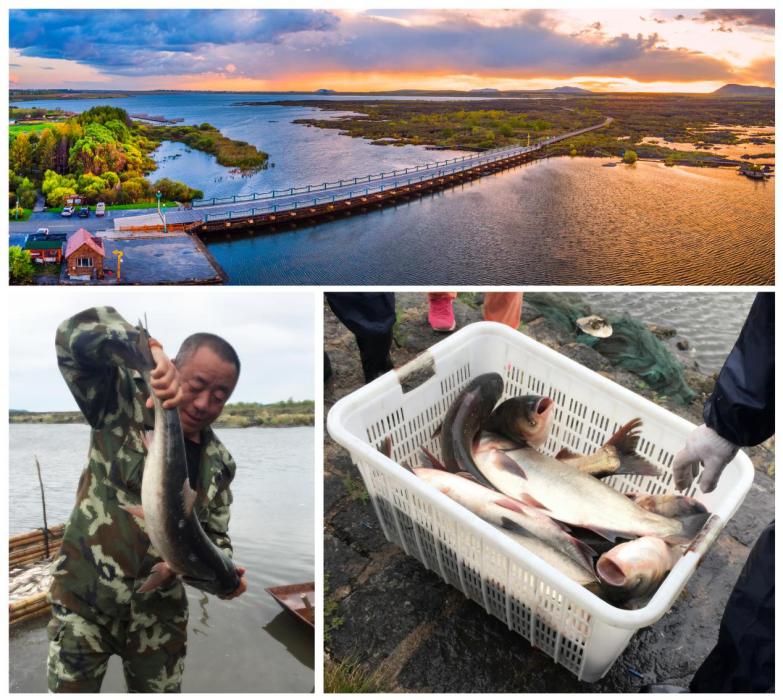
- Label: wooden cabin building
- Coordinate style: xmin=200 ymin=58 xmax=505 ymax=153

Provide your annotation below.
xmin=64 ymin=228 xmax=105 ymax=279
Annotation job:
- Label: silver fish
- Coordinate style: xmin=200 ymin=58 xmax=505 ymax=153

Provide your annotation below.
xmin=472 ymin=427 xmax=708 ymax=544
xmin=414 ymin=467 xmax=595 ymax=575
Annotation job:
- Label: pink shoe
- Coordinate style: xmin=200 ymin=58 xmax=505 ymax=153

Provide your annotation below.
xmin=428 ymin=296 xmax=456 ymax=332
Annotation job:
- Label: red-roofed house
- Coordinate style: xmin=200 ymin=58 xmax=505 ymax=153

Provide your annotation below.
xmin=65 ymin=228 xmax=105 ymax=279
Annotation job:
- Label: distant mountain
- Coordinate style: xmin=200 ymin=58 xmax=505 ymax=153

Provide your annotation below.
xmin=315 ymin=88 xmax=335 ymax=95
xmin=469 ymin=88 xmax=500 ymax=94
xmin=713 ymin=84 xmax=774 ymax=97
xmin=543 ymin=86 xmax=594 ymax=94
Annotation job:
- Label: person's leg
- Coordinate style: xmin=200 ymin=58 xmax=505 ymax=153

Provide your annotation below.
xmin=123 ymin=607 xmax=188 ymax=692
xmin=483 ymin=292 xmax=523 ymax=329
xmin=326 ymin=293 xmax=397 ymax=383
xmin=428 ymin=292 xmax=457 ymax=332
xmin=47 ymin=603 xmax=118 ymax=692
xmin=689 ymin=521 xmax=774 ymax=692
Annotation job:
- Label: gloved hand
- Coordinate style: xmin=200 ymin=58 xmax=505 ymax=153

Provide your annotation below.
xmin=672 ymin=424 xmax=738 ymax=493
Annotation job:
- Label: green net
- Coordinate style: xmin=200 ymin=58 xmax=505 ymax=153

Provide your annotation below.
xmin=526 ymin=293 xmax=695 ymax=404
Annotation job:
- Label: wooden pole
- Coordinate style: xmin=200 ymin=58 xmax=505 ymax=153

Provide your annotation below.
xmin=34 ymin=456 xmax=50 ymax=558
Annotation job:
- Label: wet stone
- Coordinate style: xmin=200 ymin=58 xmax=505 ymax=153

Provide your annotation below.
xmin=328 ymin=555 xmax=448 ymax=664
xmin=330 ymin=495 xmax=389 ymax=557
xmin=324 ymin=534 xmax=368 ymax=594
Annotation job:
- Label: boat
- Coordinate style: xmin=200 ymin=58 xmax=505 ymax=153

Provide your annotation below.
xmin=265 ymin=582 xmax=315 ymax=630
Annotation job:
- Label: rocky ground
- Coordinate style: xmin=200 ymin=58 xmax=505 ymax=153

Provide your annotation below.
xmin=323 ymin=292 xmax=774 ymax=692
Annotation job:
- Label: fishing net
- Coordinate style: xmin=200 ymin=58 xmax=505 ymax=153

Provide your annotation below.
xmin=525 ymin=293 xmax=695 ymax=404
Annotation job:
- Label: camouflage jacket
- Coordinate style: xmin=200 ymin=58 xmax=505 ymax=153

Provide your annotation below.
xmin=48 ymin=306 xmax=236 ymax=624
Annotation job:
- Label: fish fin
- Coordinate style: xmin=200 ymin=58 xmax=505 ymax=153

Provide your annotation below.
xmin=519 ymin=493 xmax=549 ymax=511
xmin=491 ymin=450 xmax=527 ymax=480
xmin=421 ymin=446 xmax=448 ymax=471
xmin=663 ymin=512 xmax=711 ymax=545
xmin=556 ymin=447 xmax=582 ymax=460
xmin=141 ymin=430 xmax=152 ymax=451
xmin=121 ymin=504 xmax=145 ymax=519
xmin=379 ymin=436 xmax=393 ymax=458
xmin=493 ymin=496 xmax=530 ymax=515
xmin=582 ymin=525 xmax=630 ymax=543
xmin=568 ymin=534 xmax=599 ymax=567
xmin=614 ymin=453 xmax=661 ymax=477
xmin=183 ymin=479 xmax=199 ymax=517
xmin=138 ymin=562 xmax=171 ymax=593
xmin=457 ymin=470 xmax=481 ymax=484
xmin=431 ymin=423 xmax=443 ymax=440
xmin=499 ymin=516 xmax=532 ymax=536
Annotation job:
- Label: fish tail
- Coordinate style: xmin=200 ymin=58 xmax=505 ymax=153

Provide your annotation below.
xmin=606 ymin=418 xmax=660 ymax=477
xmin=664 ymin=511 xmax=711 ymax=545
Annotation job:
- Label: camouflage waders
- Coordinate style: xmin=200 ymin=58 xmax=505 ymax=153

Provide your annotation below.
xmin=47 ymin=307 xmax=236 ymax=692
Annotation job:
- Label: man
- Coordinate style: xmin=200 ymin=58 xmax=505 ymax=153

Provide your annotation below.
xmin=644 ymin=293 xmax=773 ymax=693
xmin=47 ymin=306 xmax=247 ymax=692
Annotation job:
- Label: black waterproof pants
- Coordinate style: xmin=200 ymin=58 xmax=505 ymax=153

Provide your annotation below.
xmin=690 ymin=521 xmax=775 ymax=692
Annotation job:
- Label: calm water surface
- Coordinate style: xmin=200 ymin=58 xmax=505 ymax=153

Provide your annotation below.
xmin=17 ymin=94 xmax=774 ymax=285
xmin=9 ymin=424 xmax=314 ymax=693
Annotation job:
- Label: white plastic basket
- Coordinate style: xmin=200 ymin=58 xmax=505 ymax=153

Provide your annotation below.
xmin=327 ymin=322 xmax=755 ymax=682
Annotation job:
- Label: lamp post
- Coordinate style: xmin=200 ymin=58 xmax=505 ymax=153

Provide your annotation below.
xmin=156 ymin=190 xmax=167 ymax=234
xmin=112 ymin=249 xmax=123 ymax=283
xmin=15 ymin=198 xmax=19 ymax=221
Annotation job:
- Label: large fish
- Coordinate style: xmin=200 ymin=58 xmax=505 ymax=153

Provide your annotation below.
xmin=120 ymin=323 xmax=241 ymax=596
xmin=494 ymin=526 xmax=599 ymax=588
xmin=596 ymin=536 xmax=683 ymax=604
xmin=471 ymin=424 xmax=709 ymax=544
xmin=437 ymin=373 xmax=503 ymax=486
xmin=413 ymin=467 xmax=596 ymax=575
xmin=483 ymin=395 xmax=555 ymax=449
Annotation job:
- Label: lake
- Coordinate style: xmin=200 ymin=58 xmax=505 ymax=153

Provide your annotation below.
xmin=9 ymin=424 xmax=314 ymax=693
xmin=14 ymin=93 xmax=774 ymax=285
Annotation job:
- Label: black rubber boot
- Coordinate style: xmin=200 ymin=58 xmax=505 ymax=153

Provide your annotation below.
xmin=356 ymin=331 xmax=393 ymax=384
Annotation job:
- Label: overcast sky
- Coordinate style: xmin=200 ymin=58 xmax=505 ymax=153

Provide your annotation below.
xmin=9 ymin=9 xmax=774 ymax=93
xmin=9 ymin=289 xmax=314 ymax=412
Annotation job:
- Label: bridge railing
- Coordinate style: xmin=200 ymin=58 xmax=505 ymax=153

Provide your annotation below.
xmin=194 ymin=119 xmax=609 ymax=214
xmin=199 ymin=146 xmax=546 ymax=224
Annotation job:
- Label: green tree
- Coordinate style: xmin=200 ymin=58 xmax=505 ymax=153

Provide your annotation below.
xmin=9 ymin=246 xmax=35 ymax=284
xmin=623 ymin=149 xmax=638 ymax=164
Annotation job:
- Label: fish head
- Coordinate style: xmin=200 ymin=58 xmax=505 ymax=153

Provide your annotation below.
xmin=596 ymin=536 xmax=672 ymax=601
xmin=493 ymin=395 xmax=555 ymax=448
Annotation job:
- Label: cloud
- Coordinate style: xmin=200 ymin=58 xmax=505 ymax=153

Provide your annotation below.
xmin=698 ymin=10 xmax=774 ymax=29
xmin=7 ymin=9 xmax=769 ymax=87
xmin=10 ymin=10 xmax=341 ymax=76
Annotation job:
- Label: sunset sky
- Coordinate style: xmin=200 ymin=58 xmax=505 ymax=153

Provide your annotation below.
xmin=9 ymin=9 xmax=775 ymax=93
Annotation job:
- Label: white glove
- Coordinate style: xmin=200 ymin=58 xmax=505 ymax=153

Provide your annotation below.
xmin=672 ymin=424 xmax=738 ymax=493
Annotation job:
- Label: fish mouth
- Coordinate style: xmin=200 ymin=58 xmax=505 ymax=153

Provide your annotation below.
xmin=535 ymin=397 xmax=554 ymax=416
xmin=596 ymin=557 xmax=627 ymax=587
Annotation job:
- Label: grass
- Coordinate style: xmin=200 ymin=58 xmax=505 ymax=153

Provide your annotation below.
xmin=341 ymin=473 xmax=369 ymax=504
xmin=324 ymin=657 xmax=391 ymax=693
xmin=8 ymin=208 xmax=32 ymax=222
xmin=323 ymin=574 xmax=344 ymax=646
xmin=9 ymin=122 xmax=59 ymax=136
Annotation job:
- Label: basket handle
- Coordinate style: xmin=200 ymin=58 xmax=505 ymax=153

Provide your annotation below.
xmin=395 ymin=350 xmax=436 ymax=393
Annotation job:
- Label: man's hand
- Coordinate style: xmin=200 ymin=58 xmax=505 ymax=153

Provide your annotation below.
xmin=145 ymin=341 xmax=183 ymax=410
xmin=672 ymin=424 xmax=739 ymax=493
xmin=220 ymin=566 xmax=247 ymax=600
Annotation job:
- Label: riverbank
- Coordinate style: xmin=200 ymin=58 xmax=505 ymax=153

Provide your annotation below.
xmin=10 ymin=400 xmax=315 ymax=428
xmin=323 ymin=293 xmax=774 ymax=692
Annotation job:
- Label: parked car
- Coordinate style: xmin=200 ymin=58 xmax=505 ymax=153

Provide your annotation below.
xmin=35 ymin=227 xmax=50 ymax=237
xmin=61 ymin=206 xmax=75 ymax=217
xmin=95 ymin=202 xmax=106 ymax=217
xmin=78 ymin=207 xmax=90 ymax=218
